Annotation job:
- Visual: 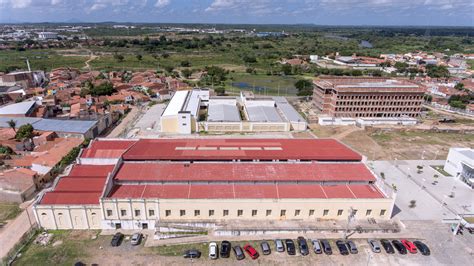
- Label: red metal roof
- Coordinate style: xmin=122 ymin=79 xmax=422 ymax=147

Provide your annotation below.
xmin=122 ymin=139 xmax=362 ymax=161
xmin=39 ymin=164 xmax=113 ymax=205
xmin=107 ymin=184 xmax=384 ymax=199
xmin=69 ymin=164 xmax=115 ymax=176
xmin=114 ymin=162 xmax=375 ymax=182
xmin=80 ymin=139 xmax=137 ymax=159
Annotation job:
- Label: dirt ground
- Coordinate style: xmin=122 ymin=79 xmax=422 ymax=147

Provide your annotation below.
xmin=310 ymin=124 xmax=474 ymax=160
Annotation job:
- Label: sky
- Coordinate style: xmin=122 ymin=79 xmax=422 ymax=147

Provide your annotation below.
xmin=0 ymin=0 xmax=473 ymax=26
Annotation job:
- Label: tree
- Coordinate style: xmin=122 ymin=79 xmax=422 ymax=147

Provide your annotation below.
xmin=180 ymin=60 xmax=191 ymax=67
xmin=181 ymin=69 xmax=193 ymax=79
xmin=136 ymin=54 xmax=143 ymax=61
xmin=0 ymin=145 xmax=14 ymax=155
xmin=426 ymin=65 xmax=449 ymax=78
xmin=242 ymin=55 xmax=257 ymax=64
xmin=294 ymin=79 xmax=313 ymax=96
xmin=92 ymin=82 xmax=115 ymax=96
xmin=15 ymin=124 xmax=34 ymax=141
xmin=7 ymin=119 xmax=16 ymax=133
xmin=114 ymin=53 xmax=124 ymax=62
xmin=454 ymin=83 xmax=464 ymax=91
xmin=215 ymin=87 xmax=226 ymax=96
xmin=281 ymin=64 xmax=292 ymax=75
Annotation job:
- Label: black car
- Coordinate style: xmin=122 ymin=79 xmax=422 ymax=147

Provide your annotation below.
xmin=233 ymin=245 xmax=245 ymax=260
xmin=285 ymin=239 xmax=296 ymax=255
xmin=346 ymin=240 xmax=358 ymax=254
xmin=413 ymin=241 xmax=430 ymax=256
xmin=183 ymin=249 xmax=201 ymax=259
xmin=320 ymin=239 xmax=332 ymax=255
xmin=260 ymin=241 xmax=271 ymax=255
xmin=110 ymin=232 xmax=124 ymax=247
xmin=220 ymin=241 xmax=231 ymax=258
xmin=380 ymin=239 xmax=395 ymax=254
xmin=392 ymin=240 xmax=407 ymax=255
xmin=297 ymin=237 xmax=309 ymax=256
xmin=336 ymin=240 xmax=349 ymax=255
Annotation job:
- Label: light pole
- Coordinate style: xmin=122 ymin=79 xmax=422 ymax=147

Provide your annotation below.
xmin=343 ymin=207 xmax=356 ymax=240
xmin=421 ymin=150 xmax=426 ymax=160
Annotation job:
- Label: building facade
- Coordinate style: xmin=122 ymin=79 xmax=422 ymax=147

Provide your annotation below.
xmin=313 ymin=77 xmax=425 ymax=118
xmin=444 ymin=147 xmax=473 ymax=189
xmin=34 ymin=138 xmax=396 ymax=230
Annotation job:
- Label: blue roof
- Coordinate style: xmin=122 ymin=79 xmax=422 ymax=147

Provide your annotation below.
xmin=0 ymin=117 xmax=97 ymax=134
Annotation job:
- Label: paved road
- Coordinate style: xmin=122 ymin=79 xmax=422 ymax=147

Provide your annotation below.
xmin=0 ymin=201 xmax=36 ymax=259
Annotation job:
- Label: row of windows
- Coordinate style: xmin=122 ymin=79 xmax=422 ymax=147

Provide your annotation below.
xmin=335 ymin=107 xmax=420 ymax=112
xmin=336 ymin=95 xmax=423 ymax=100
xmin=107 ymin=208 xmax=387 ymax=218
xmin=335 ymin=101 xmax=421 ymax=106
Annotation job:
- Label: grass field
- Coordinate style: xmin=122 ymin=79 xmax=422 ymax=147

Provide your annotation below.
xmin=0 ymin=49 xmax=87 ymax=72
xmin=226 ymin=73 xmax=300 ymax=96
xmin=0 ymin=203 xmax=22 ymax=225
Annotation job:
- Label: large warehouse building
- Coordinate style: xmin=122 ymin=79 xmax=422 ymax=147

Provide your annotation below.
xmin=313 ymin=77 xmax=425 ymax=119
xmin=34 ymin=138 xmax=395 ymax=230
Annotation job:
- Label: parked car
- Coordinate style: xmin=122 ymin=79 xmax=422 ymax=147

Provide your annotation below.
xmin=110 ymin=232 xmax=124 ymax=247
xmin=368 ymin=239 xmax=381 ymax=253
xmin=285 ymin=239 xmax=296 ymax=255
xmin=346 ymin=240 xmax=358 ymax=254
xmin=244 ymin=244 xmax=260 ymax=259
xmin=311 ymin=239 xmax=322 ymax=254
xmin=297 ymin=237 xmax=309 ymax=256
xmin=183 ymin=249 xmax=201 ymax=259
xmin=380 ymin=239 xmax=395 ymax=254
xmin=130 ymin=233 xmax=142 ymax=246
xmin=209 ymin=242 xmax=218 ymax=259
xmin=413 ymin=241 xmax=430 ymax=256
xmin=260 ymin=241 xmax=271 ymax=255
xmin=233 ymin=246 xmax=245 ymax=260
xmin=392 ymin=240 xmax=407 ymax=254
xmin=220 ymin=241 xmax=231 ymax=258
xmin=401 ymin=240 xmax=417 ymax=254
xmin=336 ymin=240 xmax=349 ymax=255
xmin=320 ymin=239 xmax=332 ymax=255
xmin=275 ymin=239 xmax=285 ymax=252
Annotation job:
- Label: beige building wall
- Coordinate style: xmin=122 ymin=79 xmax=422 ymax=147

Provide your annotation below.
xmin=34 ymin=205 xmax=102 ymax=230
xmin=160 ymin=116 xmax=179 ymax=133
xmin=201 ymin=122 xmax=290 ymax=132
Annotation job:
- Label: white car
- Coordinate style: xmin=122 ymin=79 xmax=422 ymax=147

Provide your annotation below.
xmin=209 ymin=242 xmax=218 ymax=259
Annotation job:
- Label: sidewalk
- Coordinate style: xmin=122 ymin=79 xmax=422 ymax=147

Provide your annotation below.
xmin=0 ymin=200 xmax=36 ymax=259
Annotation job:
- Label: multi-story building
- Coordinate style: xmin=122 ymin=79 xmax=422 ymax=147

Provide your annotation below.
xmin=444 ymin=147 xmax=473 ymax=189
xmin=34 ymin=138 xmax=395 ymax=230
xmin=313 ymin=77 xmax=425 ymax=118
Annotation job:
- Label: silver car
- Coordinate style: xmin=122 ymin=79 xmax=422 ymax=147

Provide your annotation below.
xmin=130 ymin=233 xmax=142 ymax=246
xmin=275 ymin=239 xmax=285 ymax=252
xmin=368 ymin=239 xmax=381 ymax=253
xmin=311 ymin=239 xmax=322 ymax=254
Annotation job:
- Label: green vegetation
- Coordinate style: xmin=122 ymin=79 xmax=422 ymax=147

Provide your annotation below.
xmin=81 ymin=81 xmax=116 ymax=97
xmin=0 ymin=145 xmax=15 ymax=155
xmin=0 ymin=203 xmax=22 ymax=224
xmin=294 ymin=79 xmax=313 ymax=96
xmin=448 ymin=94 xmax=473 ymax=109
xmin=15 ymin=124 xmax=34 ymax=141
xmin=13 ymin=230 xmax=99 ymax=266
xmin=152 ymin=242 xmax=208 ymax=256
xmin=468 ymin=60 xmax=474 ymax=70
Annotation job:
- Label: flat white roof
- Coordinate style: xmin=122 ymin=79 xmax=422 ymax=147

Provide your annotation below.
xmin=184 ymin=90 xmax=208 ymax=116
xmin=207 ymin=100 xmax=241 ymax=122
xmin=162 ymin=91 xmax=189 ymax=117
xmin=0 ymin=101 xmax=35 ymax=115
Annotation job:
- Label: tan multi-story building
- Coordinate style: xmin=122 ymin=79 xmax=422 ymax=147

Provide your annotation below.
xmin=34 ymin=138 xmax=396 ymax=230
xmin=313 ymin=77 xmax=425 ymax=118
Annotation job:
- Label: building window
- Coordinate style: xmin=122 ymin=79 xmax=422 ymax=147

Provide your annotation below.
xmin=366 ymin=209 xmax=372 ymax=216
xmin=194 ymin=210 xmax=200 ymax=216
xmin=223 ymin=210 xmax=229 ymax=216
xmin=120 ymin=210 xmax=127 ymax=216
xmin=280 ymin=210 xmax=286 ymax=217
xmin=323 ymin=209 xmax=329 ymax=216
xmin=209 ymin=210 xmax=214 ymax=217
xmin=237 ymin=210 xmax=243 ymax=217
xmin=252 ymin=210 xmax=257 ymax=217
xmin=149 ymin=209 xmax=155 ymax=216
xmin=380 ymin=209 xmax=386 ymax=216
xmin=309 ymin=210 xmax=315 ymax=216
xmin=266 ymin=210 xmax=272 ymax=216
xmin=180 ymin=210 xmax=186 ymax=216
xmin=135 ymin=210 xmax=141 ymax=217
xmin=295 ymin=210 xmax=301 ymax=216
xmin=165 ymin=210 xmax=171 ymax=217
xmin=337 ymin=209 xmax=343 ymax=216
xmin=353 ymin=209 xmax=358 ymax=215
xmin=106 ymin=210 xmax=113 ymax=217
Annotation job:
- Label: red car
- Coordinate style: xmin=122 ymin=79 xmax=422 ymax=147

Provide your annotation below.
xmin=244 ymin=244 xmax=260 ymax=259
xmin=401 ymin=240 xmax=418 ymax=254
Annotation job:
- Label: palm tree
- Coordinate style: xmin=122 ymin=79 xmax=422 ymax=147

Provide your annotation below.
xmin=7 ymin=119 xmax=16 ymax=133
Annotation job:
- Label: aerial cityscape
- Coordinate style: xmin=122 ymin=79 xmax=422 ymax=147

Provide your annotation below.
xmin=0 ymin=1 xmax=472 ymax=265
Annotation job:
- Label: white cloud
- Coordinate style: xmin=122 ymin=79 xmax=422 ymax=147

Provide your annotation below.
xmin=51 ymin=0 xmax=62 ymax=5
xmin=11 ymin=0 xmax=32 ymax=8
xmin=155 ymin=0 xmax=170 ymax=8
